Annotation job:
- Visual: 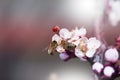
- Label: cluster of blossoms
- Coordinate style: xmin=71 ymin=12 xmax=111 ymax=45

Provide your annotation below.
xmin=92 ymin=48 xmax=119 ymax=79
xmin=48 ymin=26 xmax=120 ymax=80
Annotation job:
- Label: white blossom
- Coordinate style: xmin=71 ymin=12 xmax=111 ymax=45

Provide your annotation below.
xmin=87 ymin=37 xmax=101 ymax=49
xmin=103 ymin=66 xmax=115 ymax=77
xmin=56 ymin=45 xmax=65 ymax=53
xmin=75 ymin=37 xmax=88 ymax=61
xmin=59 ymin=28 xmax=72 ymax=40
xmin=85 ymin=37 xmax=101 ymax=58
xmin=92 ymin=62 xmax=104 ymax=74
xmin=85 ymin=49 xmax=96 ymax=58
xmin=75 ymin=47 xmax=87 ymax=61
xmin=72 ymin=27 xmax=87 ymax=37
xmin=68 ymin=37 xmax=87 ymax=46
xmin=68 ymin=36 xmax=80 ymax=46
xmin=75 ymin=37 xmax=101 ymax=60
xmin=105 ymin=48 xmax=119 ymax=62
xmin=52 ymin=34 xmax=62 ymax=45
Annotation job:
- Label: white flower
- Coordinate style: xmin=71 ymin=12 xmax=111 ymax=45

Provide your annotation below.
xmin=74 ymin=38 xmax=88 ymax=60
xmin=105 ymin=48 xmax=119 ymax=62
xmin=56 ymin=45 xmax=65 ymax=53
xmin=59 ymin=28 xmax=72 ymax=40
xmin=72 ymin=27 xmax=87 ymax=37
xmin=68 ymin=36 xmax=80 ymax=46
xmin=85 ymin=49 xmax=96 ymax=58
xmin=87 ymin=37 xmax=101 ymax=49
xmin=92 ymin=62 xmax=104 ymax=74
xmin=103 ymin=66 xmax=115 ymax=77
xmin=75 ymin=47 xmax=87 ymax=61
xmin=52 ymin=34 xmax=62 ymax=45
xmin=85 ymin=38 xmax=101 ymax=57
xmin=75 ymin=37 xmax=101 ymax=60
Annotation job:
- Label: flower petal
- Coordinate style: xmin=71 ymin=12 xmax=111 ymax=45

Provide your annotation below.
xmin=72 ymin=27 xmax=87 ymax=37
xmin=68 ymin=37 xmax=80 ymax=46
xmin=59 ymin=28 xmax=72 ymax=40
xmin=79 ymin=27 xmax=87 ymax=37
xmin=75 ymin=48 xmax=87 ymax=61
xmin=56 ymin=45 xmax=65 ymax=53
xmin=87 ymin=37 xmax=101 ymax=49
xmin=52 ymin=34 xmax=62 ymax=45
xmin=86 ymin=49 xmax=96 ymax=58
xmin=59 ymin=52 xmax=70 ymax=61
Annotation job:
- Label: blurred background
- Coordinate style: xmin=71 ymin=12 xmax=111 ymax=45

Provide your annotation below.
xmin=0 ymin=0 xmax=120 ymax=80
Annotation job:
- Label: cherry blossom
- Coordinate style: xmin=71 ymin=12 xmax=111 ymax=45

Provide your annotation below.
xmin=75 ymin=37 xmax=101 ymax=60
xmin=68 ymin=36 xmax=80 ymax=46
xmin=56 ymin=45 xmax=65 ymax=53
xmin=59 ymin=28 xmax=72 ymax=40
xmin=48 ymin=26 xmax=120 ymax=80
xmin=52 ymin=34 xmax=62 ymax=45
xmin=68 ymin=27 xmax=87 ymax=46
xmin=87 ymin=37 xmax=101 ymax=50
xmin=71 ymin=27 xmax=87 ymax=37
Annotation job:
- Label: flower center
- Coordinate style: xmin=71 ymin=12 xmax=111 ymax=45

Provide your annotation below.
xmin=79 ymin=41 xmax=88 ymax=53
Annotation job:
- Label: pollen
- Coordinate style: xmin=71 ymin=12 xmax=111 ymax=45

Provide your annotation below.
xmin=79 ymin=41 xmax=87 ymax=53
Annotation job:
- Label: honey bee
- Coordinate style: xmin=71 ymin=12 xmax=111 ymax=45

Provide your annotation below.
xmin=48 ymin=41 xmax=58 ymax=55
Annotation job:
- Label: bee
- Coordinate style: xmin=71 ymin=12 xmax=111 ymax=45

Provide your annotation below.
xmin=48 ymin=41 xmax=58 ymax=55
xmin=61 ymin=40 xmax=76 ymax=52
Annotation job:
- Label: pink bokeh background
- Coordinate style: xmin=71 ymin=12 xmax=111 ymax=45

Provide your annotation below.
xmin=0 ymin=0 xmax=120 ymax=80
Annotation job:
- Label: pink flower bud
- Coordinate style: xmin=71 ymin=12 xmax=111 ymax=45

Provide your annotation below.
xmin=103 ymin=66 xmax=115 ymax=78
xmin=59 ymin=53 xmax=70 ymax=61
xmin=105 ymin=48 xmax=119 ymax=63
xmin=92 ymin=62 xmax=104 ymax=74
